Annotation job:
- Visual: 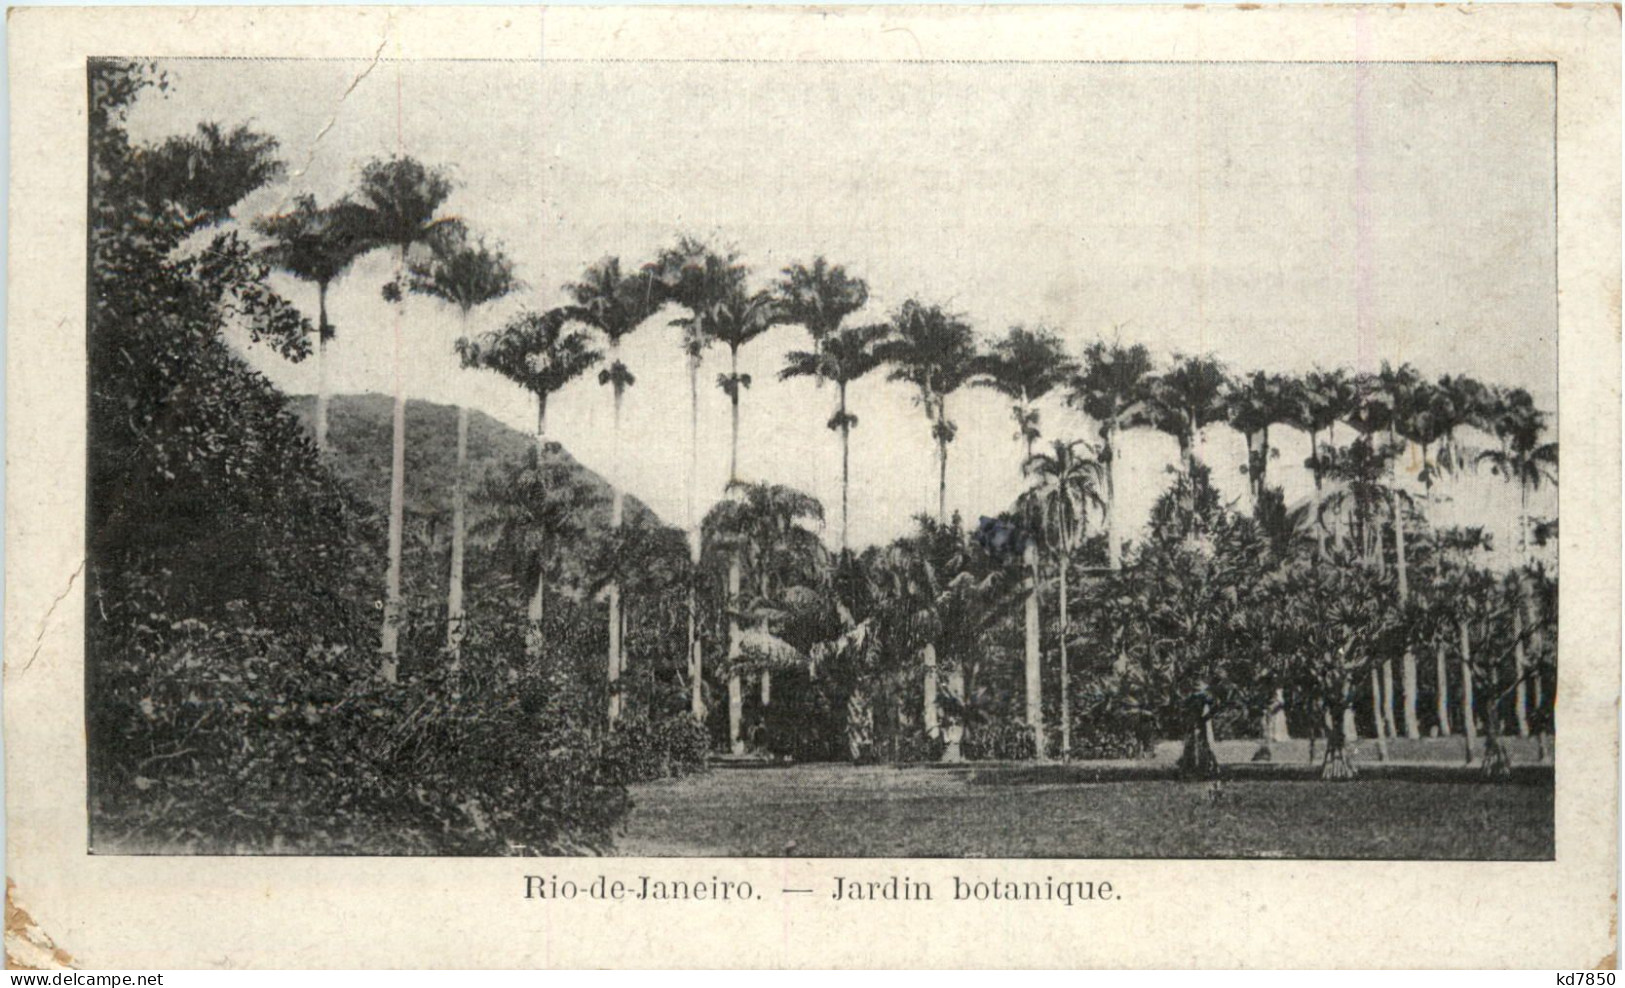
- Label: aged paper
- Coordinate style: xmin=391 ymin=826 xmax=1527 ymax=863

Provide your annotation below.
xmin=7 ymin=4 xmax=1620 ymax=968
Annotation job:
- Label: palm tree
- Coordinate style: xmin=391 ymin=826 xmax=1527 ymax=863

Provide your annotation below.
xmin=1295 ymin=367 xmax=1357 ymax=553
xmin=253 ymin=194 xmax=371 ymax=455
xmin=456 ymin=309 xmax=602 ymax=654
xmin=1434 ymin=373 xmax=1493 ymax=530
xmin=972 ymin=325 xmax=1077 ymax=755
xmin=1133 ymin=355 xmax=1229 ymax=526
xmin=775 ymin=257 xmax=870 ymax=342
xmin=1379 ymin=361 xmax=1425 ymax=739
xmin=1021 ymin=439 xmax=1105 ymax=761
xmin=560 ymin=256 xmax=662 ymax=725
xmin=709 ymin=288 xmax=785 ymax=484
xmin=1478 ymin=388 xmax=1558 ymax=562
xmin=409 ymin=228 xmax=517 ymax=661
xmin=779 ymin=323 xmax=889 ymax=554
xmin=471 ymin=453 xmax=605 ymax=657
xmin=648 ymin=237 xmax=749 ymax=722
xmin=703 ymin=482 xmax=826 ymax=753
xmin=1069 ymin=340 xmax=1155 ymax=571
xmin=1343 ymin=370 xmax=1402 ymax=749
xmin=1226 ymin=370 xmax=1297 ymax=512
xmin=355 ymin=155 xmax=459 ymax=681
xmin=775 ymin=258 xmax=874 ymax=554
xmin=876 ymin=300 xmax=979 ymax=524
xmin=1478 ymin=389 xmax=1558 ymax=738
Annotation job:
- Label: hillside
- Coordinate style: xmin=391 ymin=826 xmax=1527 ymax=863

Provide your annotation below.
xmin=289 ymin=392 xmax=663 ymax=537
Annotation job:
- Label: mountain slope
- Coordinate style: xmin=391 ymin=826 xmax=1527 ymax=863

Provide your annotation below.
xmin=289 ymin=392 xmax=662 ymax=538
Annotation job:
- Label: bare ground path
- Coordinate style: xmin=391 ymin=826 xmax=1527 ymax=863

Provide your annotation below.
xmin=617 ymin=741 xmax=1553 ymax=859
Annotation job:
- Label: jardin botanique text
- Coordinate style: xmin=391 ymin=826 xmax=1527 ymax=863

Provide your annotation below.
xmin=524 ymin=874 xmax=1118 ymax=906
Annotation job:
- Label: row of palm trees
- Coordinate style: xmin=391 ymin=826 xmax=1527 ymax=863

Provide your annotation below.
xmin=253 ymin=153 xmax=1556 ymax=756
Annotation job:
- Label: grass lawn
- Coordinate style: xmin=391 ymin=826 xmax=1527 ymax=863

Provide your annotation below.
xmin=617 ymin=743 xmax=1553 ymax=859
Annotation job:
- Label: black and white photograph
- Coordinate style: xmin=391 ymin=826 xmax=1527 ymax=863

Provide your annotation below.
xmin=80 ymin=49 xmax=1570 ymax=862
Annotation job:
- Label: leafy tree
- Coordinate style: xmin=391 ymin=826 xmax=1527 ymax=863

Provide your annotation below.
xmin=1477 ymin=389 xmax=1558 ymax=737
xmin=88 ymin=59 xmax=349 ymax=628
xmin=1444 ymin=568 xmax=1549 ymax=777
xmin=1273 ymin=556 xmax=1400 ymax=779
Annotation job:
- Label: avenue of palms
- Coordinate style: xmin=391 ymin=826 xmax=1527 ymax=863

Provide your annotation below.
xmin=246 ymin=158 xmax=1555 ymax=786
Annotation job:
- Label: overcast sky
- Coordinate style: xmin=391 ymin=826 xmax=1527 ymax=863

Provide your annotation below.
xmin=126 ymin=57 xmax=1558 ymax=556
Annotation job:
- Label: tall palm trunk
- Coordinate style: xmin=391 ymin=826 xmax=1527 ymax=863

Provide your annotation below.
xmin=380 ymin=245 xmax=408 ymax=682
xmin=1513 ymin=483 xmax=1533 ymax=733
xmin=918 ymin=389 xmax=946 ymax=750
xmin=446 ymin=310 xmax=472 ymax=665
xmin=1243 ymin=432 xmax=1259 ymax=512
xmin=838 ymin=382 xmax=851 ymax=554
xmin=1309 ymin=431 xmax=1326 ymax=556
xmin=1177 ymin=434 xmax=1195 ymax=525
xmin=1369 ymin=666 xmax=1389 ymax=761
xmin=1023 ymin=540 xmax=1043 ymax=756
xmin=1388 ymin=453 xmax=1421 ymax=739
xmin=525 ymin=395 xmax=549 ymax=658
xmin=1434 ymin=638 xmax=1452 ymax=736
xmin=1103 ymin=429 xmax=1120 ymax=570
xmin=727 ymin=554 xmax=743 ymax=754
xmin=1424 ymin=453 xmax=1451 ymax=734
xmin=1459 ymin=618 xmax=1478 ymax=762
xmin=1057 ymin=535 xmax=1072 ymax=762
xmin=1258 ymin=425 xmax=1272 ymax=499
xmin=1512 ymin=598 xmax=1531 ymax=737
xmin=728 ymin=346 xmax=741 ymax=483
xmin=725 ymin=346 xmax=745 ymax=751
xmin=314 ymin=281 xmax=332 ymax=455
xmin=936 ymin=435 xmax=948 ymax=524
xmin=447 ymin=403 xmax=469 ymax=662
xmin=922 ymin=642 xmax=939 ymax=742
xmin=607 ymin=345 xmax=625 ymax=727
xmin=687 ymin=353 xmax=704 ymax=722
xmin=1018 ymin=433 xmax=1044 ymax=757
xmin=758 ymin=568 xmax=772 ymax=707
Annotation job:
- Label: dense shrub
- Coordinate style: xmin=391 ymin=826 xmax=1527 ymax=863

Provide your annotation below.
xmin=599 ymin=716 xmax=711 ymax=784
xmin=88 ymin=604 xmax=632 ymax=854
xmin=758 ymin=672 xmax=845 ymax=762
xmin=963 ymin=719 xmax=1037 ymax=761
xmin=1064 ymin=720 xmax=1154 ymax=761
xmin=892 ymin=730 xmax=947 ymax=764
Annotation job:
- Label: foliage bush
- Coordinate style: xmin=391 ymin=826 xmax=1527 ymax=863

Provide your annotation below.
xmin=89 ymin=602 xmax=632 ymax=854
xmin=599 ymin=716 xmax=711 ymax=784
xmin=758 ymin=672 xmax=845 ymax=762
xmin=963 ymin=719 xmax=1036 ymax=761
xmin=892 ymin=730 xmax=947 ymax=764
